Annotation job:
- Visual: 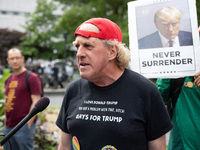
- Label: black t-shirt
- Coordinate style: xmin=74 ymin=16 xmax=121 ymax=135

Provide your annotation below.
xmin=56 ymin=69 xmax=173 ymax=150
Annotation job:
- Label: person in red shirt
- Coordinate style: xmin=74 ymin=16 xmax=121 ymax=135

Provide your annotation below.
xmin=4 ymin=48 xmax=42 ymax=150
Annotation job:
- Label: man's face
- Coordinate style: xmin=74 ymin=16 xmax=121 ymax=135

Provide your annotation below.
xmin=74 ymin=36 xmax=111 ymax=82
xmin=7 ymin=50 xmax=24 ymax=71
xmin=155 ymin=17 xmax=180 ymax=40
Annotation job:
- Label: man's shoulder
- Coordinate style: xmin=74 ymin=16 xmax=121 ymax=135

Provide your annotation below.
xmin=27 ymin=70 xmax=41 ymax=84
xmin=138 ymin=31 xmax=162 ymax=49
xmin=125 ymin=69 xmax=156 ymax=86
xmin=67 ymin=78 xmax=87 ymax=88
xmin=179 ymin=30 xmax=192 ymax=34
xmin=178 ymin=30 xmax=193 ymax=46
xmin=178 ymin=30 xmax=193 ymax=39
xmin=28 ymin=70 xmax=39 ymax=78
xmin=139 ymin=31 xmax=159 ymax=42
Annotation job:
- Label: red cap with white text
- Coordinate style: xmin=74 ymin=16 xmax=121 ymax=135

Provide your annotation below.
xmin=74 ymin=18 xmax=122 ymax=42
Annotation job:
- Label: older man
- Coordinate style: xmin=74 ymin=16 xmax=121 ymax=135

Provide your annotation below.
xmin=56 ymin=18 xmax=173 ymax=150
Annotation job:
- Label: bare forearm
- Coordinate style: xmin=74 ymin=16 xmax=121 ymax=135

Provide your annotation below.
xmin=148 ymin=135 xmax=166 ymax=150
xmin=57 ymin=131 xmax=72 ymax=150
xmin=27 ymin=94 xmax=41 ymax=128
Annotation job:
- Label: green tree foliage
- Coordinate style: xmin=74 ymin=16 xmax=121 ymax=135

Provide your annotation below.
xmin=0 ymin=68 xmax=11 ymax=136
xmin=20 ymin=0 xmax=60 ymax=59
xmin=55 ymin=0 xmax=133 ymax=47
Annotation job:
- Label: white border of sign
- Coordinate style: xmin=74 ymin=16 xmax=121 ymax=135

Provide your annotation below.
xmin=128 ymin=0 xmax=200 ymax=78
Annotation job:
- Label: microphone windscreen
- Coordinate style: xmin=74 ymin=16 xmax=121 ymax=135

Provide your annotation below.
xmin=35 ymin=96 xmax=50 ymax=112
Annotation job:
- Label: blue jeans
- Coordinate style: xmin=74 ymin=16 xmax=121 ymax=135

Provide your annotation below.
xmin=3 ymin=123 xmax=35 ymax=150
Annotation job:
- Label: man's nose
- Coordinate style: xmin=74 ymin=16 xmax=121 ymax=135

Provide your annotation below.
xmin=76 ymin=46 xmax=86 ymax=57
xmin=168 ymin=24 xmax=174 ymax=31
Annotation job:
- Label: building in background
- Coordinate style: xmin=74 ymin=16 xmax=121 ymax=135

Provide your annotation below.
xmin=0 ymin=0 xmax=62 ymax=32
xmin=0 ymin=0 xmax=37 ymax=32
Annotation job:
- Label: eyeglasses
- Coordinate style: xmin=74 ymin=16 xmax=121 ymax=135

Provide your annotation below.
xmin=8 ymin=56 xmax=22 ymax=61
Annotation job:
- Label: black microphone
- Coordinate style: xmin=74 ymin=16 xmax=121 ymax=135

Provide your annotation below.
xmin=0 ymin=96 xmax=50 ymax=146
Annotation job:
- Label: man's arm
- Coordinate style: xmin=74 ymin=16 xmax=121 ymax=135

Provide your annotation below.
xmin=27 ymin=94 xmax=41 ymax=128
xmin=57 ymin=131 xmax=72 ymax=150
xmin=194 ymin=72 xmax=200 ymax=88
xmin=148 ymin=135 xmax=166 ymax=150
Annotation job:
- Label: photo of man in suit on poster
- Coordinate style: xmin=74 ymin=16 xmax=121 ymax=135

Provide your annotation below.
xmin=138 ymin=7 xmax=193 ymax=49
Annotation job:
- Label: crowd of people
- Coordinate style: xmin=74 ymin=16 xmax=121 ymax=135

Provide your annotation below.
xmin=26 ymin=62 xmax=69 ymax=89
xmin=0 ymin=60 xmax=69 ymax=90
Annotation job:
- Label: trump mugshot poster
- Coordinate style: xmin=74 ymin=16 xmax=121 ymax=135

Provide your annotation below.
xmin=128 ymin=0 xmax=200 ymax=78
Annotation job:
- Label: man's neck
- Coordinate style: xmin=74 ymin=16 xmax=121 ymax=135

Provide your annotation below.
xmin=13 ymin=67 xmax=26 ymax=76
xmin=158 ymin=31 xmax=180 ymax=47
xmin=92 ymin=68 xmax=124 ymax=87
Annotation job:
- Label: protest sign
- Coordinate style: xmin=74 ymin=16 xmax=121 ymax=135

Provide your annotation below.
xmin=128 ymin=0 xmax=200 ymax=78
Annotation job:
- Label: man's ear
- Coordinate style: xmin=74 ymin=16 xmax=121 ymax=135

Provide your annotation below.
xmin=155 ymin=22 xmax=159 ymax=30
xmin=109 ymin=45 xmax=118 ymax=60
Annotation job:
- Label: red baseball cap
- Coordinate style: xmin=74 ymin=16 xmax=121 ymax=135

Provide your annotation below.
xmin=74 ymin=18 xmax=122 ymax=42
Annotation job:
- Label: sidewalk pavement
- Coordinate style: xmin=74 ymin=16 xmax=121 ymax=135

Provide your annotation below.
xmin=43 ymin=81 xmax=68 ymax=94
xmin=44 ymin=87 xmax=66 ymax=94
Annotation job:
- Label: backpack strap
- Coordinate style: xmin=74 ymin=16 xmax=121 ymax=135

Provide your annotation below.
xmin=26 ymin=70 xmax=32 ymax=93
xmin=26 ymin=70 xmax=44 ymax=96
